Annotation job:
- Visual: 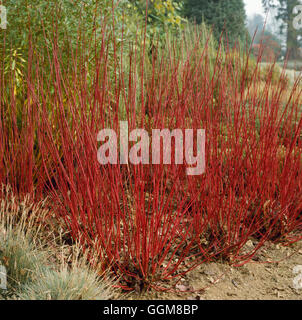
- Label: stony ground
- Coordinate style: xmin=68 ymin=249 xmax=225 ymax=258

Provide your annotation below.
xmin=129 ymin=240 xmax=302 ymax=300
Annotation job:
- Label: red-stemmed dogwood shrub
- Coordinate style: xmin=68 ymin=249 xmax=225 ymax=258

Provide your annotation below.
xmin=1 ymin=15 xmax=302 ymax=291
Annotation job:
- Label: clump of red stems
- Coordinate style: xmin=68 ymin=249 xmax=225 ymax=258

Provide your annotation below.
xmin=0 ymin=16 xmax=301 ymax=291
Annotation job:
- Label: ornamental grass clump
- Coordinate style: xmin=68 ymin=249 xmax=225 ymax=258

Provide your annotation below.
xmin=18 ymin=256 xmax=119 ymax=300
xmin=0 ymin=186 xmax=49 ymax=296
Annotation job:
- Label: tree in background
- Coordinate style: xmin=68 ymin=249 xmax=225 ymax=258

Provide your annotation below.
xmin=248 ymin=14 xmax=283 ymax=61
xmin=247 ymin=14 xmax=266 ymax=37
xmin=262 ymin=0 xmax=302 ymax=60
xmin=184 ymin=0 xmax=247 ymax=46
xmin=252 ymin=30 xmax=283 ymax=61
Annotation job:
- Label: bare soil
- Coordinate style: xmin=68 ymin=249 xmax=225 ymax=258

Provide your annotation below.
xmin=129 ymin=241 xmax=302 ymax=300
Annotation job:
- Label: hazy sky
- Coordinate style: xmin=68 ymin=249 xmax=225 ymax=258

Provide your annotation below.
xmin=244 ymin=0 xmax=265 ymax=17
xmin=244 ymin=0 xmax=281 ymax=35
